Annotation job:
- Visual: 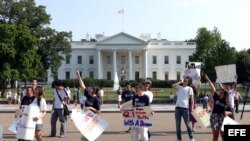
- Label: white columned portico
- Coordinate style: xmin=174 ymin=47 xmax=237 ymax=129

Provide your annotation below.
xmin=97 ymin=49 xmax=102 ymax=79
xmin=144 ymin=49 xmax=148 ymax=79
xmin=112 ymin=49 xmax=117 ymax=80
xmin=128 ymin=49 xmax=133 ymax=80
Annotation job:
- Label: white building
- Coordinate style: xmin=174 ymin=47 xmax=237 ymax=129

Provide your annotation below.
xmin=48 ymin=32 xmax=196 ymax=83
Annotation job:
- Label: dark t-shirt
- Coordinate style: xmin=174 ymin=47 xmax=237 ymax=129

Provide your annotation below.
xmin=212 ymin=92 xmax=230 ymax=114
xmin=132 ymin=95 xmax=150 ymax=107
xmin=21 ymin=96 xmax=35 ymax=105
xmin=121 ymin=90 xmax=136 ymax=102
xmin=84 ymin=90 xmax=100 ymax=113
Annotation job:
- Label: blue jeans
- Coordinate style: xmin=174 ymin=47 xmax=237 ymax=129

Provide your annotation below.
xmin=175 ymin=107 xmax=193 ymax=140
xmin=50 ymin=108 xmax=66 ymax=136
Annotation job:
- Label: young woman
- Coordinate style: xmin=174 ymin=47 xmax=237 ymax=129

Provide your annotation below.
xmin=204 ymin=74 xmax=232 ymax=141
xmin=76 ymin=71 xmax=101 ymax=141
xmin=131 ymin=83 xmax=150 ymax=141
xmin=32 ymin=87 xmax=47 ymax=141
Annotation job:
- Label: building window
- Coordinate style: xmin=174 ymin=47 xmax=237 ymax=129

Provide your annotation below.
xmin=176 ymin=56 xmax=181 ymax=64
xmin=65 ymin=55 xmax=70 ymax=64
xmin=165 ymin=72 xmax=169 ymax=80
xmin=189 ymin=56 xmax=192 ymax=61
xmin=164 ymin=56 xmax=169 ymax=64
xmin=152 ymin=71 xmax=157 ymax=79
xmin=107 ymin=56 xmax=111 ymax=64
xmin=135 ymin=56 xmax=139 ymax=64
xmin=177 ymin=71 xmax=181 ymax=80
xmin=66 ymin=71 xmax=70 ymax=79
xmin=152 ymin=56 xmax=157 ymax=64
xmin=135 ymin=71 xmax=139 ymax=80
xmin=121 ymin=56 xmax=125 ymax=64
xmin=89 ymin=71 xmax=94 ymax=78
xmin=77 ymin=56 xmax=82 ymax=64
xmin=89 ymin=55 xmax=94 ymax=64
xmin=107 ymin=71 xmax=111 ymax=80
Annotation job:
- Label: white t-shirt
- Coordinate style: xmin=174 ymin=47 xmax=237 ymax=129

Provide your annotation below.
xmin=228 ymin=89 xmax=235 ymax=108
xmin=144 ymin=90 xmax=153 ymax=103
xmin=53 ymin=88 xmax=68 ymax=109
xmin=30 ymin=98 xmax=47 ymax=124
xmin=99 ymin=89 xmax=104 ymax=97
xmin=175 ymin=85 xmax=194 ymax=109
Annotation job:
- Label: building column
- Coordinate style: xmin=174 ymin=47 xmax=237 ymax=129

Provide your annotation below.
xmin=144 ymin=49 xmax=148 ymax=79
xmin=112 ymin=49 xmax=117 ymax=80
xmin=128 ymin=49 xmax=133 ymax=80
xmin=97 ymin=49 xmax=102 ymax=79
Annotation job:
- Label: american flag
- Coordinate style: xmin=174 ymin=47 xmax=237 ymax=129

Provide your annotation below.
xmin=118 ymin=9 xmax=124 ymax=14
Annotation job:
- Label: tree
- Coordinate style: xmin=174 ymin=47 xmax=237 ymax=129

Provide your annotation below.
xmin=0 ymin=0 xmax=72 ymax=97
xmin=235 ymin=50 xmax=250 ymax=84
xmin=190 ymin=27 xmax=236 ymax=82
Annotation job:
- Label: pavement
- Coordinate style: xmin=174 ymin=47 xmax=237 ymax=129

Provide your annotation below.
xmin=1 ymin=103 xmax=250 ymax=113
xmin=1 ymin=103 xmax=250 ymax=141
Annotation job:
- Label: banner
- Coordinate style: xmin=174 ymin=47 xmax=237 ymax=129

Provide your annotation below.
xmin=215 ymin=64 xmax=236 ymax=83
xmin=0 ymin=125 xmax=3 ymax=141
xmin=191 ymin=106 xmax=210 ymax=129
xmin=184 ymin=62 xmax=201 ymax=86
xmin=122 ymin=106 xmax=153 ymax=128
xmin=71 ymin=109 xmax=108 ymax=141
xmin=16 ymin=105 xmax=40 ymax=140
xmin=221 ymin=116 xmax=239 ymax=131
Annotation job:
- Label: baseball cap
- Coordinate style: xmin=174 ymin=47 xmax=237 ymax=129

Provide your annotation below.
xmin=144 ymin=80 xmax=152 ymax=85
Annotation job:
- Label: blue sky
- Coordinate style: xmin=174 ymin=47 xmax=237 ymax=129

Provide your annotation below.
xmin=35 ymin=0 xmax=250 ymax=51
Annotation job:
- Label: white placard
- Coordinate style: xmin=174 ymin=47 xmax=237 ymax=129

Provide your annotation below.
xmin=184 ymin=62 xmax=201 ymax=86
xmin=16 ymin=105 xmax=40 ymax=140
xmin=221 ymin=116 xmax=239 ymax=131
xmin=71 ymin=109 xmax=108 ymax=141
xmin=215 ymin=64 xmax=236 ymax=83
xmin=191 ymin=106 xmax=210 ymax=129
xmin=122 ymin=106 xmax=153 ymax=128
xmin=0 ymin=125 xmax=3 ymax=141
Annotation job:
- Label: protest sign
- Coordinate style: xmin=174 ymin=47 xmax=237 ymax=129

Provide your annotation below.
xmin=120 ymin=100 xmax=133 ymax=111
xmin=191 ymin=106 xmax=210 ymax=129
xmin=122 ymin=106 xmax=153 ymax=128
xmin=16 ymin=105 xmax=40 ymax=140
xmin=221 ymin=116 xmax=239 ymax=131
xmin=0 ymin=125 xmax=3 ymax=141
xmin=215 ymin=64 xmax=236 ymax=83
xmin=71 ymin=109 xmax=108 ymax=141
xmin=184 ymin=62 xmax=201 ymax=86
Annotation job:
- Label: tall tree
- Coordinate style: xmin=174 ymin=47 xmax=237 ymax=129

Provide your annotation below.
xmin=235 ymin=50 xmax=250 ymax=84
xmin=190 ymin=27 xmax=236 ymax=82
xmin=0 ymin=0 xmax=72 ymax=97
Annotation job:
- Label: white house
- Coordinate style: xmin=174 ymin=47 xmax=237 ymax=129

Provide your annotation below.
xmin=48 ymin=32 xmax=196 ymax=83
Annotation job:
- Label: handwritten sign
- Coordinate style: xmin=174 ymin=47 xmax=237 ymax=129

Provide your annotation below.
xmin=184 ymin=62 xmax=201 ymax=86
xmin=0 ymin=125 xmax=3 ymax=141
xmin=215 ymin=64 xmax=236 ymax=83
xmin=71 ymin=109 xmax=108 ymax=141
xmin=191 ymin=106 xmax=210 ymax=129
xmin=16 ymin=105 xmax=40 ymax=140
xmin=122 ymin=106 xmax=153 ymax=128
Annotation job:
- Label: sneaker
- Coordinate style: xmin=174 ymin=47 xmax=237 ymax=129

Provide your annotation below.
xmin=190 ymin=138 xmax=195 ymax=141
xmin=59 ymin=135 xmax=65 ymax=138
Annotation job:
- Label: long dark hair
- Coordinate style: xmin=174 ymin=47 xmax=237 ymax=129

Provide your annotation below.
xmin=37 ymin=86 xmax=45 ymax=107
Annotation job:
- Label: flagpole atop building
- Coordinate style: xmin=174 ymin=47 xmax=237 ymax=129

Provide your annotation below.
xmin=118 ymin=8 xmax=124 ymax=32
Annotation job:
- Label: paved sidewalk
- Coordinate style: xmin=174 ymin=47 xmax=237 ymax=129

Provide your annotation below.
xmin=1 ymin=103 xmax=250 ymax=113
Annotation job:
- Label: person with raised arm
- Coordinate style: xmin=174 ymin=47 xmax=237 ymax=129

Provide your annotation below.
xmin=204 ymin=74 xmax=232 ymax=141
xmin=172 ymin=76 xmax=195 ymax=141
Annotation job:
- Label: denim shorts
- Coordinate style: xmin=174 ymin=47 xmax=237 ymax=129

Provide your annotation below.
xmin=35 ymin=124 xmax=43 ymax=131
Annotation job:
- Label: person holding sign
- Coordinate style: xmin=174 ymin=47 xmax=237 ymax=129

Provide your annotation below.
xmin=31 ymin=86 xmax=47 ymax=141
xmin=131 ymin=83 xmax=150 ymax=141
xmin=172 ymin=76 xmax=195 ymax=141
xmin=204 ymin=74 xmax=232 ymax=141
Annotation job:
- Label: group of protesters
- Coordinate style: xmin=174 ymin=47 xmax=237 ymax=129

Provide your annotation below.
xmin=11 ymin=68 xmax=243 ymax=141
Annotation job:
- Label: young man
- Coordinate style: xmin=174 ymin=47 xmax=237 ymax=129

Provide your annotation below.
xmin=172 ymin=76 xmax=195 ymax=141
xmin=50 ymin=80 xmax=69 ymax=138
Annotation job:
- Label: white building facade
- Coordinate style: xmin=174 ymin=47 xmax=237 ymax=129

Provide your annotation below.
xmin=48 ymin=32 xmax=196 ymax=83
